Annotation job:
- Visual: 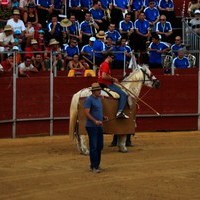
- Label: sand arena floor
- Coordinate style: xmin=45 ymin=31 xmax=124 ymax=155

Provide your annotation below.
xmin=0 ymin=131 xmax=200 ymax=200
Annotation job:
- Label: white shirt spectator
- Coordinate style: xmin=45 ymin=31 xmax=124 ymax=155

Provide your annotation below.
xmin=7 ymin=18 xmax=26 ymax=33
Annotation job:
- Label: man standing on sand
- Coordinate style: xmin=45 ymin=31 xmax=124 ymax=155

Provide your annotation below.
xmin=84 ymin=82 xmax=105 ymax=173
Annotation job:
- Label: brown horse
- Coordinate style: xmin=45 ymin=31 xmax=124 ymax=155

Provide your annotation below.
xmin=69 ymin=65 xmax=160 ymax=154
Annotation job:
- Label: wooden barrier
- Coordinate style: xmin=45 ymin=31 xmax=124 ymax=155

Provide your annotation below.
xmin=0 ymin=68 xmax=199 ymax=138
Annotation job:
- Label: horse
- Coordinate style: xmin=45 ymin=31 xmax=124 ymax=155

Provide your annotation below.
xmin=69 ymin=64 xmax=160 ymax=155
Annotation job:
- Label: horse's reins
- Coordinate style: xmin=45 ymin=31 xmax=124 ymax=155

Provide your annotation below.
xmin=115 ymin=82 xmax=160 ymax=116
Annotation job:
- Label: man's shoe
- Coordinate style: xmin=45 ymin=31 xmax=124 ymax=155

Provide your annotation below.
xmin=116 ymin=112 xmax=129 ymax=119
xmin=92 ymin=168 xmax=101 ymax=173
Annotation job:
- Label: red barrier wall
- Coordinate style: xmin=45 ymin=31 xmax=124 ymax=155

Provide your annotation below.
xmin=0 ymin=68 xmax=199 ymax=138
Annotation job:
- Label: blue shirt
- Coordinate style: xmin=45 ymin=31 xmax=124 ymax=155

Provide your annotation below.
xmin=113 ymin=46 xmax=127 ymax=61
xmin=68 ymin=0 xmax=81 ymax=7
xmin=144 ymin=0 xmax=158 ymax=7
xmin=113 ymin=0 xmax=129 ymax=9
xmin=80 ymin=21 xmax=94 ymax=35
xmin=119 ymin=20 xmax=134 ymax=32
xmin=130 ymin=0 xmax=144 ymax=11
xmin=63 ymin=45 xmax=80 ymax=57
xmin=93 ymin=39 xmax=106 ymax=58
xmin=172 ymin=57 xmax=190 ymax=69
xmin=158 ymin=0 xmax=174 ymax=9
xmin=67 ymin=21 xmax=80 ymax=35
xmin=47 ymin=22 xmax=62 ymax=37
xmin=144 ymin=7 xmax=159 ymax=23
xmin=37 ymin=0 xmax=51 ymax=8
xmin=148 ymin=41 xmax=169 ymax=64
xmin=105 ymin=30 xmax=121 ymax=43
xmin=134 ymin=19 xmax=150 ymax=34
xmin=81 ymin=0 xmax=92 ymax=9
xmin=81 ymin=44 xmax=94 ymax=60
xmin=100 ymin=0 xmax=112 ymax=9
xmin=170 ymin=44 xmax=185 ymax=57
xmin=89 ymin=8 xmax=104 ymax=20
xmin=156 ymin=21 xmax=172 ymax=33
xmin=84 ymin=95 xmax=103 ymax=127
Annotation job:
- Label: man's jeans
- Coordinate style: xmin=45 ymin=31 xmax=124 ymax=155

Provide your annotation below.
xmin=86 ymin=126 xmax=103 ymax=169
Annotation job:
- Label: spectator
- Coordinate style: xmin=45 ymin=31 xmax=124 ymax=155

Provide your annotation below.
xmin=32 ymin=53 xmax=45 ymax=71
xmin=53 ymin=0 xmax=64 ymax=16
xmin=0 ymin=3 xmax=12 ymax=31
xmin=81 ymin=36 xmax=96 ymax=67
xmin=37 ymin=29 xmax=45 ymax=50
xmin=143 ymin=0 xmax=159 ymax=8
xmin=47 ymin=14 xmax=63 ymax=45
xmin=144 ymin=0 xmax=160 ymax=32
xmin=105 ymin=36 xmax=115 ymax=51
xmin=128 ymin=0 xmax=144 ymax=21
xmin=147 ymin=33 xmax=170 ymax=68
xmin=156 ymin=15 xmax=173 ymax=43
xmin=157 ymin=0 xmax=176 ymax=25
xmin=52 ymin=52 xmax=65 ymax=71
xmin=105 ymin=23 xmax=121 ymax=45
xmin=24 ymin=38 xmax=41 ymax=59
xmin=189 ymin=9 xmax=200 ymax=35
xmin=63 ymin=38 xmax=80 ymax=65
xmin=89 ymin=0 xmax=109 ymax=31
xmin=118 ymin=13 xmax=134 ymax=41
xmin=18 ymin=56 xmax=38 ymax=76
xmin=65 ymin=15 xmax=82 ymax=44
xmin=172 ymin=49 xmax=191 ymax=69
xmin=13 ymin=30 xmax=23 ymax=52
xmin=7 ymin=9 xmax=26 ymax=36
xmin=93 ymin=30 xmax=107 ymax=66
xmin=80 ymin=12 xmax=99 ymax=46
xmin=0 ymin=25 xmax=14 ymax=52
xmin=187 ymin=0 xmax=200 ymax=17
xmin=0 ymin=53 xmax=14 ymax=72
xmin=24 ymin=21 xmax=35 ymax=46
xmin=19 ymin=0 xmax=35 ymax=13
xmin=170 ymin=36 xmax=185 ymax=57
xmin=81 ymin=0 xmax=93 ymax=11
xmin=133 ymin=12 xmax=151 ymax=64
xmin=67 ymin=54 xmax=85 ymax=77
xmin=23 ymin=3 xmax=38 ymax=25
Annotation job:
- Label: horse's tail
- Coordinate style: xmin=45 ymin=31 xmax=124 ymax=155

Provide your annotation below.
xmin=69 ymin=92 xmax=80 ymax=139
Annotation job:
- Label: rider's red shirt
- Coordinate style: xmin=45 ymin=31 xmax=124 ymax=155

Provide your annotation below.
xmin=98 ymin=60 xmax=113 ymax=86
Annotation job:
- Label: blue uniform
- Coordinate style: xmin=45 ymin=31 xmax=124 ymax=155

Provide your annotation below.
xmin=156 ymin=21 xmax=172 ymax=33
xmin=171 ymin=44 xmax=185 ymax=57
xmin=158 ymin=0 xmax=174 ymax=9
xmin=63 ymin=45 xmax=80 ymax=57
xmin=93 ymin=39 xmax=106 ymax=59
xmin=37 ymin=0 xmax=51 ymax=7
xmin=81 ymin=0 xmax=93 ymax=9
xmin=47 ymin=22 xmax=62 ymax=37
xmin=67 ymin=21 xmax=80 ymax=35
xmin=68 ymin=0 xmax=81 ymax=7
xmin=172 ymin=57 xmax=190 ymax=69
xmin=144 ymin=7 xmax=160 ymax=23
xmin=134 ymin=19 xmax=150 ymax=34
xmin=80 ymin=21 xmax=94 ymax=35
xmin=130 ymin=0 xmax=144 ymax=11
xmin=100 ymin=0 xmax=112 ymax=9
xmin=119 ymin=20 xmax=134 ymax=32
xmin=81 ymin=44 xmax=94 ymax=60
xmin=144 ymin=0 xmax=158 ymax=7
xmin=149 ymin=41 xmax=169 ymax=64
xmin=105 ymin=30 xmax=121 ymax=43
xmin=113 ymin=0 xmax=129 ymax=9
xmin=89 ymin=8 xmax=104 ymax=20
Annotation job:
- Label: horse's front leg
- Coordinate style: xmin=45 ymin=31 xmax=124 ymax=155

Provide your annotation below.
xmin=79 ymin=135 xmax=89 ymax=155
xmin=118 ymin=135 xmax=128 ymax=153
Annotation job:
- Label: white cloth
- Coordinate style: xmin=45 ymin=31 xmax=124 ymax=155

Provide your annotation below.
xmin=7 ymin=19 xmax=26 ymax=32
xmin=18 ymin=62 xmax=35 ymax=71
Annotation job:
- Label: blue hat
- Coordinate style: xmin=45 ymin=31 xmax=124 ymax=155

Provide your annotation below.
xmin=14 ymin=30 xmax=21 ymax=35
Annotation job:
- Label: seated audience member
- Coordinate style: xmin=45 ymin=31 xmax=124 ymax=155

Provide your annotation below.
xmin=0 ymin=53 xmax=14 ymax=72
xmin=79 ymin=56 xmax=96 ymax=76
xmin=172 ymin=49 xmax=191 ymax=69
xmin=187 ymin=0 xmax=200 ymax=17
xmin=7 ymin=9 xmax=26 ymax=36
xmin=81 ymin=36 xmax=96 ymax=67
xmin=37 ymin=29 xmax=45 ymax=50
xmin=18 ymin=56 xmax=38 ymax=76
xmin=189 ymin=9 xmax=200 ymax=35
xmin=67 ymin=54 xmax=85 ymax=77
xmin=105 ymin=23 xmax=121 ymax=45
xmin=89 ymin=0 xmax=109 ymax=31
xmin=24 ymin=21 xmax=35 ymax=46
xmin=93 ymin=30 xmax=107 ymax=66
xmin=144 ymin=0 xmax=160 ymax=32
xmin=81 ymin=0 xmax=93 ymax=11
xmin=133 ymin=12 xmax=151 ymax=64
xmin=47 ymin=14 xmax=63 ymax=45
xmin=32 ymin=53 xmax=46 ymax=71
xmin=156 ymin=15 xmax=173 ymax=43
xmin=19 ymin=0 xmax=35 ymax=13
xmin=0 ymin=25 xmax=14 ymax=52
xmin=128 ymin=0 xmax=144 ymax=21
xmin=105 ymin=36 xmax=115 ymax=51
xmin=24 ymin=39 xmax=41 ymax=59
xmin=13 ymin=30 xmax=23 ymax=52
xmin=52 ymin=52 xmax=65 ymax=71
xmin=147 ymin=33 xmax=170 ymax=68
xmin=170 ymin=36 xmax=185 ymax=57
xmin=12 ymin=45 xmax=22 ymax=65
xmin=80 ymin=12 xmax=99 ymax=46
xmin=118 ymin=13 xmax=134 ymax=41
xmin=157 ymin=0 xmax=176 ymax=24
xmin=23 ymin=3 xmax=38 ymax=25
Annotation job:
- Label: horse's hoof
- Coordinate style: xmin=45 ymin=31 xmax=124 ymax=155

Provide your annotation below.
xmin=80 ymin=150 xmax=89 ymax=156
xmin=118 ymin=148 xmax=128 ymax=153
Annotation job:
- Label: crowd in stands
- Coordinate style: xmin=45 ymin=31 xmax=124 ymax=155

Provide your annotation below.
xmin=0 ymin=0 xmax=198 ymax=77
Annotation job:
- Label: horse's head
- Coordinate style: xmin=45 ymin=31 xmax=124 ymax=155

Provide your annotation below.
xmin=139 ymin=65 xmax=160 ymax=88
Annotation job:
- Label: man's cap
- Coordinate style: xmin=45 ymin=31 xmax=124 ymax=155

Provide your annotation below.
xmin=49 ymin=38 xmax=59 ymax=45
xmin=4 ymin=25 xmax=12 ymax=32
xmin=31 ymin=39 xmax=38 ymax=45
xmin=89 ymin=37 xmax=96 ymax=42
xmin=38 ymin=29 xmax=45 ymax=34
xmin=91 ymin=82 xmax=102 ymax=91
xmin=14 ymin=30 xmax=21 ymax=35
xmin=12 ymin=46 xmax=19 ymax=51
